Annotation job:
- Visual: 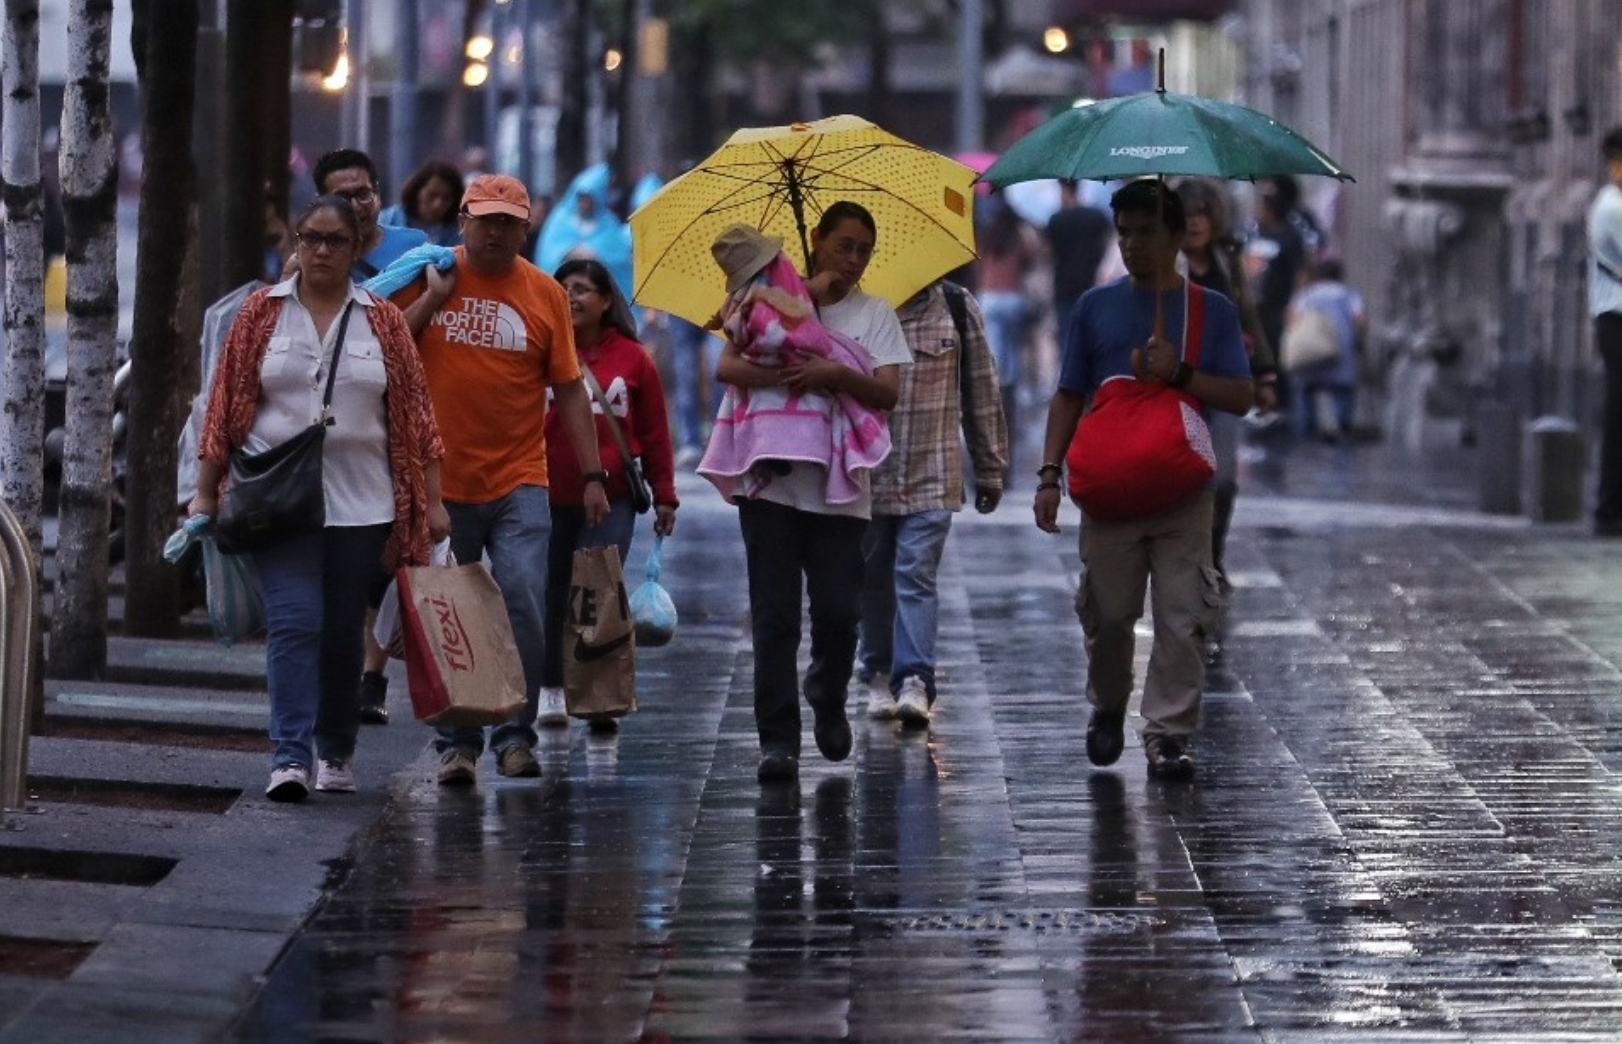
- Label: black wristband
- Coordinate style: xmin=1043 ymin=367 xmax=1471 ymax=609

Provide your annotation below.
xmin=1169 ymin=362 xmax=1194 ymax=389
xmin=582 ymin=470 xmax=610 ymax=486
xmin=1036 ymin=481 xmax=1061 ymax=493
xmin=1037 ymin=462 xmax=1062 ymax=478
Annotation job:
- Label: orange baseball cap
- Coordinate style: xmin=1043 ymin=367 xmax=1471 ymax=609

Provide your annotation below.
xmin=463 ymin=174 xmax=530 ymax=220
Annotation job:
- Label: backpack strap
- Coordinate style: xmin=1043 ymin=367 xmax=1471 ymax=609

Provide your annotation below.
xmin=941 ymin=281 xmax=974 ymax=416
xmin=1182 ymin=280 xmax=1206 ymax=369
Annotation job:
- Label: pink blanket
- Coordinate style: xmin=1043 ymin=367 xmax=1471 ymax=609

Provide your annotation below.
xmin=697 ymin=255 xmax=891 ymax=504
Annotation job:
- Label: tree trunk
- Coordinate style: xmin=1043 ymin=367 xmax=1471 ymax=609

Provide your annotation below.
xmin=1 ymin=0 xmax=47 ymax=563
xmin=123 ymin=0 xmax=199 ymax=637
xmin=51 ymin=0 xmax=120 ymax=680
xmin=554 ymin=0 xmax=588 ymax=187
xmin=223 ymin=0 xmax=292 ymax=287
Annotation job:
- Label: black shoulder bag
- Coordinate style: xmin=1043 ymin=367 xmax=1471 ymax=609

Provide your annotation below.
xmin=214 ymin=302 xmax=354 ymax=555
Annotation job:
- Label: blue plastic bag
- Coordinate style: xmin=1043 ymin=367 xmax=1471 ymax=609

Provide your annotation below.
xmin=164 ymin=514 xmax=264 ymax=647
xmin=629 ymin=535 xmax=677 ymax=647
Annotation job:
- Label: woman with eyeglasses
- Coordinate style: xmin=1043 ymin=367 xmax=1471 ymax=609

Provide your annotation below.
xmin=535 ymin=258 xmax=679 ymax=730
xmin=191 ymin=194 xmax=451 ymax=803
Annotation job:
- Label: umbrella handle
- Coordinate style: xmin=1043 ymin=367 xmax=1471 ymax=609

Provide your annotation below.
xmin=784 ymin=160 xmax=813 ymax=273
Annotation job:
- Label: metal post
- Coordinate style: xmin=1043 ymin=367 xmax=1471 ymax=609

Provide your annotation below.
xmin=954 ymin=0 xmax=983 ymax=154
xmin=0 ymin=499 xmax=42 ymax=824
xmin=517 ymin=0 xmax=535 ymax=187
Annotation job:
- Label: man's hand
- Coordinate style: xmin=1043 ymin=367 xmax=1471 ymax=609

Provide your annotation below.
xmin=1034 ymin=485 xmax=1062 ymax=533
xmin=974 ymin=486 xmax=1002 ymax=514
xmin=583 ymin=482 xmax=611 ymax=527
xmin=424 ymin=263 xmax=457 ymax=304
xmin=1131 ymin=334 xmax=1178 ymax=382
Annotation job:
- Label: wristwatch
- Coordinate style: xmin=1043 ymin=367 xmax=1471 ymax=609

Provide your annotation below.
xmin=581 ymin=470 xmax=610 ymax=486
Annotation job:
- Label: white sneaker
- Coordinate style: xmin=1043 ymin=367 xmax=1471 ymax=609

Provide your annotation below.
xmin=536 ymin=687 xmax=569 ymax=727
xmin=867 ymin=682 xmax=898 ymax=721
xmin=896 ymin=676 xmax=931 ymax=725
xmin=315 ymin=758 xmax=356 ymax=793
xmin=266 ymin=764 xmax=309 ymax=803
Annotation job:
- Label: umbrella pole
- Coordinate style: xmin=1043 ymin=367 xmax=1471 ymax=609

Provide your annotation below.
xmin=783 ymin=160 xmax=813 ymax=273
xmin=1154 ymin=173 xmax=1167 ymax=343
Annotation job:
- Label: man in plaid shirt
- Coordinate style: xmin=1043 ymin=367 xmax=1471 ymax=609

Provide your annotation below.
xmin=858 ymin=280 xmax=1009 ymax=724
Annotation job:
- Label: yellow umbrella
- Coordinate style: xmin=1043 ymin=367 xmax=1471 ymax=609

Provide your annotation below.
xmin=629 ymin=114 xmax=980 ymax=328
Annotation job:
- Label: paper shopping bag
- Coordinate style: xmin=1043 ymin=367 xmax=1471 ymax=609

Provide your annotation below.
xmin=398 ymin=561 xmax=527 ymax=727
xmin=563 ymin=545 xmax=637 ymax=720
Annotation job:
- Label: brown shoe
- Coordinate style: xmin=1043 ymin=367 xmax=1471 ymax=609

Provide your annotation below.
xmin=1144 ymin=735 xmax=1194 ymax=780
xmin=496 ymin=744 xmax=541 ymax=778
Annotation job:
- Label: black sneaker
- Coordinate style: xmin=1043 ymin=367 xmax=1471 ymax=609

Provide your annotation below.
xmin=757 ymin=751 xmax=799 ymax=783
xmin=1144 ymin=735 xmax=1195 ymax=780
xmin=358 ymin=671 xmax=389 ymax=725
xmin=1085 ymin=709 xmax=1125 ymax=766
xmin=811 ymin=702 xmax=852 ymax=763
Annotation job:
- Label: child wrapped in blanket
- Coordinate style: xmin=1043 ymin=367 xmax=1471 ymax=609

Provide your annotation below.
xmin=696 ymin=223 xmax=891 ymax=504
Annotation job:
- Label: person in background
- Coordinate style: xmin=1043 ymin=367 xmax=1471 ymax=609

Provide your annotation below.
xmin=1588 ymin=126 xmax=1622 ymax=537
xmin=1284 ymin=256 xmax=1365 ymax=443
xmin=1176 ymin=177 xmax=1279 ymax=597
xmin=538 ymin=258 xmax=678 ymax=728
xmin=392 ymin=174 xmax=610 ymax=786
xmin=1045 ymin=178 xmax=1113 ymax=345
xmin=710 ymin=203 xmax=910 ymax=783
xmin=377 ymin=160 xmax=465 ymax=247
xmin=309 ymin=148 xmax=429 ymax=281
xmin=191 ymin=195 xmax=449 ymax=802
xmin=1034 ymin=179 xmax=1252 ymax=780
xmin=974 ymin=193 xmax=1041 ymax=436
xmin=858 ymin=278 xmax=1007 ymax=725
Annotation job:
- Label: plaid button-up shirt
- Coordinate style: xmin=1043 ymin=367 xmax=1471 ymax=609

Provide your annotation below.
xmin=870 ymin=282 xmax=1009 ymax=515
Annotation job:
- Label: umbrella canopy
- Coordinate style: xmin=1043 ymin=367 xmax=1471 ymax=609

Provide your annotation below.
xmin=980 ymin=91 xmax=1353 ymax=188
xmin=630 ymin=114 xmax=979 ymax=328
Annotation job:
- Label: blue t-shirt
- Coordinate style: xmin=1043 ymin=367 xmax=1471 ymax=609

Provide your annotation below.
xmin=352 ymin=223 xmax=428 ymax=283
xmin=1058 ymin=276 xmax=1250 ymax=398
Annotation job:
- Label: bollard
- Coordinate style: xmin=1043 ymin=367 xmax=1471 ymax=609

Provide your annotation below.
xmin=1476 ymin=401 xmax=1522 ymax=514
xmin=1523 ymin=416 xmax=1586 ymax=523
xmin=0 ymin=500 xmax=40 ymax=824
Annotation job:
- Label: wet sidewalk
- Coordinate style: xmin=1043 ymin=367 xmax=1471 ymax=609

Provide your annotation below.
xmin=221 ymin=439 xmax=1622 ymax=1043
xmin=13 ymin=436 xmax=1622 ymax=1042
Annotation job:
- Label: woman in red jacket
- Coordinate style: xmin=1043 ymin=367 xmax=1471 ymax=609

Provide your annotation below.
xmin=538 ymin=258 xmax=679 ymax=728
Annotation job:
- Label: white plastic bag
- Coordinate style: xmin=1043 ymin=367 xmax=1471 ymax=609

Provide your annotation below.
xmin=164 ymin=514 xmax=264 ymax=647
xmin=629 ymin=534 xmax=677 ymax=647
xmin=373 ymin=537 xmax=452 ymax=658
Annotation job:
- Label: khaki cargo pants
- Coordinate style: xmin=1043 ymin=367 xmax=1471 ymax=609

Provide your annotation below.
xmin=1074 ymin=491 xmax=1221 ymax=741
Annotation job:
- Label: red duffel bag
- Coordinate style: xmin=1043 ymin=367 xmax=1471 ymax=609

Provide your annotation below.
xmin=1066 ymin=282 xmax=1216 ymax=521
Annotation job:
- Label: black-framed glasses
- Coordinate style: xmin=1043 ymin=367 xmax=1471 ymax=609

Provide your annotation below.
xmin=562 ymin=281 xmax=602 ymax=299
xmin=296 ymin=231 xmax=356 ymax=253
xmin=331 ymin=187 xmax=376 ymax=205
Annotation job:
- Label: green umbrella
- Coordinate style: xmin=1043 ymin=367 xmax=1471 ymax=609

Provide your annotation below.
xmin=980 ymin=70 xmax=1352 ymax=187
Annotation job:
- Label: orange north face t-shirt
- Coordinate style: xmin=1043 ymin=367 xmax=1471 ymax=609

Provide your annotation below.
xmin=395 ymin=253 xmax=580 ymax=503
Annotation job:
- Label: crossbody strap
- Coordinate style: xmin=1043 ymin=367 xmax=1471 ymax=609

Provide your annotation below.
xmin=580 ymin=364 xmax=635 ymax=464
xmin=319 ymin=301 xmax=355 ymax=424
xmin=1180 ymin=280 xmax=1206 ymax=370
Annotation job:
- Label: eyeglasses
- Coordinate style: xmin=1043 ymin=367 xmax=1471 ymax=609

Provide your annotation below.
xmin=296 ymin=231 xmax=356 ymax=253
xmin=563 ymin=282 xmax=601 ymax=298
xmin=827 ymin=237 xmax=874 ymax=261
xmin=331 ymin=187 xmax=376 ymax=205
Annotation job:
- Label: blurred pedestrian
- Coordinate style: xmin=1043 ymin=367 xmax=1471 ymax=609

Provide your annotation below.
xmin=1034 ymin=179 xmax=1253 ymax=780
xmin=1045 ymin=178 xmax=1113 ymax=344
xmin=191 ymin=194 xmax=449 ymax=802
xmin=378 ymin=160 xmax=465 ymax=247
xmin=708 ymin=204 xmax=910 ymax=783
xmin=1284 ymin=256 xmax=1365 ymax=443
xmin=1588 ymin=126 xmax=1622 ymax=537
xmin=1176 ymin=177 xmax=1279 ymax=591
xmin=858 ymin=279 xmax=1007 ymax=725
xmin=975 ymin=194 xmax=1041 ymax=433
xmin=391 ymin=174 xmax=611 ymax=786
xmin=538 ymin=258 xmax=679 ymax=729
xmin=309 ymin=148 xmax=428 ymax=280
xmin=535 ymin=163 xmax=635 ymax=310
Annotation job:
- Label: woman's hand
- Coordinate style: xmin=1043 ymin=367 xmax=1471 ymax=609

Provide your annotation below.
xmin=653 ymin=503 xmax=677 ymax=537
xmin=780 ymin=355 xmax=844 ymax=395
xmin=426 ymin=500 xmax=452 ymax=543
xmin=187 ymin=492 xmax=218 ymax=521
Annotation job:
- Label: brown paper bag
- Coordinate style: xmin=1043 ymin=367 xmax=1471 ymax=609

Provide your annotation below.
xmin=563 ymin=545 xmax=637 ymax=719
xmin=399 ymin=561 xmax=528 ymax=727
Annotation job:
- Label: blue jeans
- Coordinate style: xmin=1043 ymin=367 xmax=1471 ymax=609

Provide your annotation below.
xmin=434 ymin=485 xmax=552 ymax=758
xmin=858 ymin=510 xmax=953 ymax=700
xmin=738 ymin=498 xmax=867 ymax=756
xmin=253 ymin=523 xmax=391 ymax=770
xmin=670 ymin=316 xmax=722 ymax=451
xmin=542 ymin=497 xmax=637 ymax=688
xmin=978 ymin=290 xmax=1027 ymax=391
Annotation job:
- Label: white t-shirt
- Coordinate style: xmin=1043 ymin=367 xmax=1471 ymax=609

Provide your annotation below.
xmin=753 ymin=287 xmax=911 ymax=519
xmin=1589 ymin=183 xmax=1622 ymax=318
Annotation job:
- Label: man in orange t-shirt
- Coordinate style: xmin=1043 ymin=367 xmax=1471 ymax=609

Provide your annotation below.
xmin=395 ymin=174 xmax=609 ymax=785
